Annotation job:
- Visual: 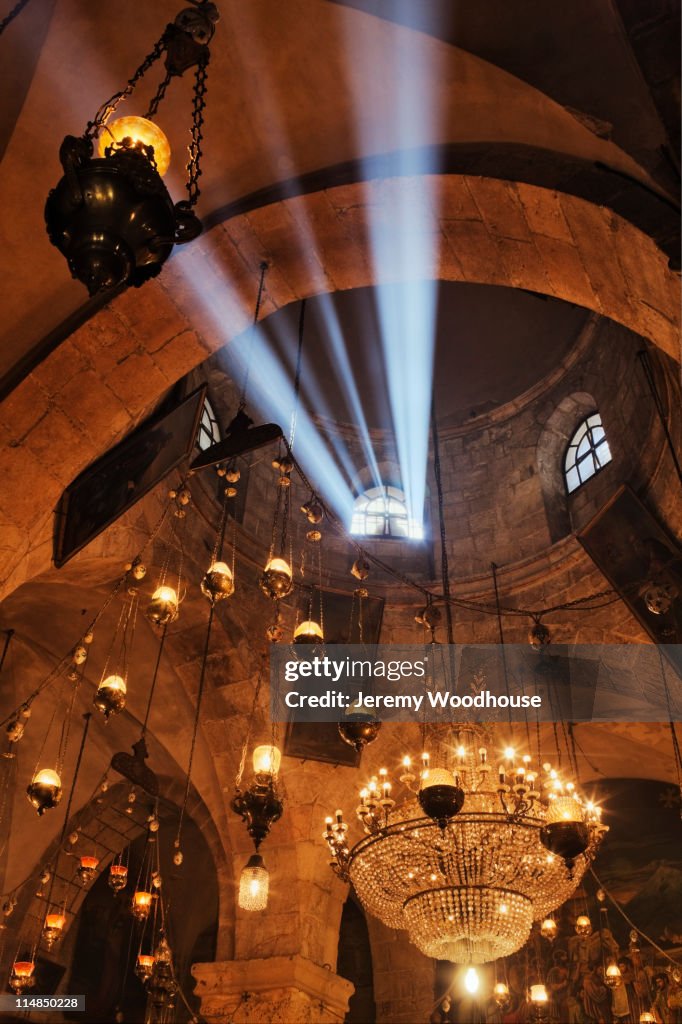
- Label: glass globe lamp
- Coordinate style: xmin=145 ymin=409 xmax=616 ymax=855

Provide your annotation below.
xmin=26 ymin=768 xmax=62 ymax=815
xmin=293 ymin=620 xmax=324 ymax=644
xmin=259 ymin=557 xmax=293 ymax=600
xmin=201 ymin=561 xmax=234 ymax=602
xmin=238 ymin=854 xmax=269 ymax=911
xmin=252 ymin=745 xmax=281 ymax=780
xmin=493 ymin=982 xmax=510 ymax=1007
xmin=418 ymin=768 xmax=464 ymax=827
xmin=147 ymin=586 xmax=179 ymax=626
xmin=97 ymin=116 xmax=171 ymax=176
xmin=94 ymin=674 xmax=127 ymax=720
xmin=541 ymin=917 xmax=557 ymax=941
xmin=604 ymin=963 xmax=622 ymax=988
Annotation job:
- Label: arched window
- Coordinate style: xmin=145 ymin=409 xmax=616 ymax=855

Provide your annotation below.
xmin=196 ymin=398 xmax=221 ymax=452
xmin=350 ymin=485 xmax=423 ymax=540
xmin=564 ymin=413 xmax=612 ymax=493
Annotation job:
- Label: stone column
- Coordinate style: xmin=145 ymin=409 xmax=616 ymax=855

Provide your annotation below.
xmin=192 ymin=955 xmax=354 ymax=1023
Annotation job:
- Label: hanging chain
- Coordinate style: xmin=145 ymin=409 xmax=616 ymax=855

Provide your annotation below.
xmin=185 ymin=50 xmax=209 ymax=208
xmin=145 ymin=70 xmax=174 ymax=119
xmin=0 ymin=0 xmax=30 ymax=36
xmin=85 ymin=37 xmax=167 ymax=139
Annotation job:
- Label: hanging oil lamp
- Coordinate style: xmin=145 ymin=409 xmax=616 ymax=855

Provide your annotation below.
xmin=260 ymin=556 xmax=293 ymax=601
xmin=131 ymin=889 xmax=153 ymax=921
xmin=135 ymin=953 xmax=156 ymax=982
xmin=109 ymin=862 xmax=128 ymax=893
xmin=540 ymin=917 xmax=557 ymax=941
xmin=493 ymin=982 xmax=510 ymax=1008
xmin=42 ymin=911 xmax=66 ymax=950
xmin=77 ymin=855 xmax=99 ymax=886
xmin=232 ymin=741 xmax=283 ymax=913
xmin=146 ymin=490 xmax=190 ymax=625
xmin=147 ymin=585 xmax=179 ymax=626
xmin=293 ymin=619 xmax=324 ymax=644
xmin=94 ymin=674 xmax=127 ymax=720
xmin=44 ymin=4 xmax=219 ymax=294
xmin=26 ymin=768 xmax=62 ymax=815
xmin=94 ymin=589 xmax=138 ymax=720
xmin=9 ymin=959 xmax=35 ymax=994
xmin=201 ymin=561 xmax=234 ymax=601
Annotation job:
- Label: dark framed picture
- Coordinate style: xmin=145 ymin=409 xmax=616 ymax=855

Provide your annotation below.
xmin=283 ymin=587 xmax=385 ymax=766
xmin=53 ymin=386 xmax=207 ymax=567
xmin=578 ymin=484 xmax=682 ymax=669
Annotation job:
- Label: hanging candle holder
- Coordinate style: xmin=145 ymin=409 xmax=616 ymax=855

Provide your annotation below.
xmin=94 ymin=590 xmax=139 ymax=721
xmin=77 ymin=854 xmax=100 ymax=887
xmin=42 ymin=905 xmax=67 ymax=950
xmin=147 ymin=488 xmax=191 ymax=626
xmin=9 ymin=956 xmax=35 ymax=994
xmin=201 ymin=487 xmax=236 ymax=604
xmin=293 ymin=536 xmax=325 ymax=646
xmin=131 ymin=824 xmax=158 ymax=922
xmin=260 ymin=451 xmax=294 ymax=604
xmin=135 ymin=953 xmax=156 ymax=982
xmin=44 ymin=3 xmax=219 ymax=295
xmin=109 ymin=857 xmax=129 ymax=893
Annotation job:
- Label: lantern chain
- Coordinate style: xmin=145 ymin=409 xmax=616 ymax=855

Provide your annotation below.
xmin=186 ymin=51 xmax=209 ymax=208
xmin=0 ymin=0 xmax=31 ymax=36
xmin=85 ymin=37 xmax=167 ymax=139
xmin=145 ymin=70 xmax=174 ymax=119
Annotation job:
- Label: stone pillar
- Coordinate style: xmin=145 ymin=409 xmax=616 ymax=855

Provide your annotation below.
xmin=192 ymin=956 xmax=354 ymax=1023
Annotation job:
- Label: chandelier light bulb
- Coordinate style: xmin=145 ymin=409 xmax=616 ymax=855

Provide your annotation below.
xmin=464 ymin=967 xmax=480 ymax=995
xmin=26 ymin=768 xmax=63 ymax=815
xmin=97 ymin=116 xmax=171 ymax=176
xmin=504 ymin=746 xmax=515 ymax=760
xmin=238 ymin=854 xmax=269 ymax=911
xmin=252 ymin=745 xmax=281 ymax=778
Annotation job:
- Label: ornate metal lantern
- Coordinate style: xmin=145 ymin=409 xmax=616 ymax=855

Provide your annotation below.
xmin=45 ymin=4 xmax=219 ymax=295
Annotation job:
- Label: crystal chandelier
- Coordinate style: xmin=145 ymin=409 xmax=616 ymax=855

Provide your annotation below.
xmin=324 ymin=727 xmax=607 ymax=964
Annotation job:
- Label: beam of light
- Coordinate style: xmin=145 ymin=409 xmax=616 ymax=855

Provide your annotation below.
xmin=337 ymin=3 xmax=444 ymax=533
xmin=212 ymin=1 xmax=384 ymax=494
xmin=228 ymin=325 xmax=354 ymax=519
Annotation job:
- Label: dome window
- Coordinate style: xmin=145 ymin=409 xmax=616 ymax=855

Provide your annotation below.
xmin=350 ymin=485 xmax=423 ymax=540
xmin=564 ymin=413 xmax=612 ymax=493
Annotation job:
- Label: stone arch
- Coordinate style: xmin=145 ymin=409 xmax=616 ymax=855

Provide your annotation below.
xmin=0 ymin=176 xmax=678 ymax=604
xmin=537 ymin=391 xmax=599 ymax=543
xmin=1 ymin=777 xmax=231 ymax=981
